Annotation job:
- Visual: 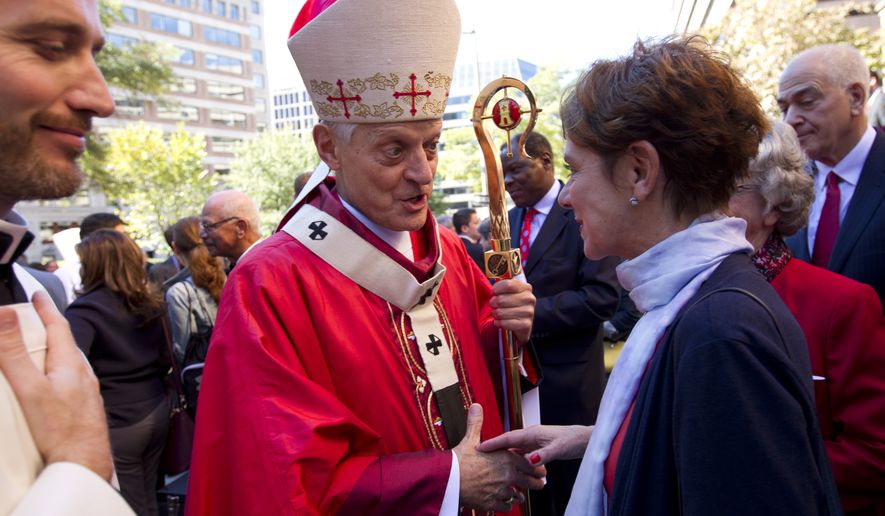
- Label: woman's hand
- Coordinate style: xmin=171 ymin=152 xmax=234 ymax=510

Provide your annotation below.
xmin=477 ymin=424 xmax=593 ymax=466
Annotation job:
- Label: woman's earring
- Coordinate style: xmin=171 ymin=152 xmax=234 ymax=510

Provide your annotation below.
xmin=629 ymin=196 xmax=639 ymax=206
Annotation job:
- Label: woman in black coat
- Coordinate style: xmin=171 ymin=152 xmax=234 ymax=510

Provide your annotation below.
xmin=65 ymin=229 xmax=170 ymax=516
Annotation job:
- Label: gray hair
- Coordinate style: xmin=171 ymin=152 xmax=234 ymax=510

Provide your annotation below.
xmin=748 ymin=120 xmax=814 ymax=237
xmin=321 ymin=120 xmax=358 ymax=144
xmin=799 ymin=44 xmax=870 ymax=100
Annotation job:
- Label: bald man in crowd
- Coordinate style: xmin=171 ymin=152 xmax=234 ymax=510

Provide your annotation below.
xmin=199 ymin=190 xmax=262 ymax=267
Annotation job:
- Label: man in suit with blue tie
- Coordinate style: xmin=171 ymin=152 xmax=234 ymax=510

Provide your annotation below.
xmin=779 ymin=44 xmax=885 ymax=311
xmin=502 ymin=132 xmax=621 ymax=515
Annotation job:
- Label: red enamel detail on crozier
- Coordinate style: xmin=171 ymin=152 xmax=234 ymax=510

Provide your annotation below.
xmin=492 ymin=97 xmax=521 ymax=130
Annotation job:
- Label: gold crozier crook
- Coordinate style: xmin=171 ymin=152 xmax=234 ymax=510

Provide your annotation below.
xmin=471 ymin=76 xmax=540 ymax=515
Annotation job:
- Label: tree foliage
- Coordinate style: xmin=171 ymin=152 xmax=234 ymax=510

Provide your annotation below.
xmin=701 ymin=0 xmax=884 ymax=115
xmin=226 ymin=129 xmax=319 ymax=234
xmin=437 ymin=126 xmax=483 ymax=191
xmin=98 ymin=0 xmax=175 ymax=96
xmin=102 ymin=123 xmax=211 ymax=248
xmin=82 ymin=0 xmax=177 ymax=189
xmin=527 ymin=65 xmax=568 ymax=181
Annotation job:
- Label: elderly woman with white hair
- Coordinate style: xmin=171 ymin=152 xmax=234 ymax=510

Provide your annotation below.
xmin=729 ymin=119 xmax=885 ymax=516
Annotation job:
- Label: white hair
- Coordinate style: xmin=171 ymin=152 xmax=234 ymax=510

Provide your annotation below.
xmin=799 ymin=44 xmax=870 ymax=100
xmin=320 ymin=120 xmax=358 ymax=144
xmin=748 ymin=120 xmax=814 ymax=237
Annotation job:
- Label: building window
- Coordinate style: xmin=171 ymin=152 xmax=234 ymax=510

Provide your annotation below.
xmin=250 ymin=24 xmax=261 ymax=40
xmin=254 ymin=73 xmax=264 ymax=88
xmin=256 ymin=97 xmax=266 ymax=112
xmin=230 ymin=4 xmax=240 ymax=20
xmin=107 ymin=33 xmax=138 ymax=47
xmin=215 ymin=1 xmax=225 ymax=17
xmin=157 ymin=104 xmax=200 ymax=121
xmin=171 ymin=47 xmax=195 ymax=65
xmin=122 ymin=6 xmax=137 ymax=23
xmin=179 ymin=0 xmax=192 ymax=7
xmin=206 ymin=81 xmax=245 ymax=101
xmin=250 ymin=0 xmax=260 ymax=14
xmin=211 ymin=136 xmax=241 ymax=153
xmin=205 ymin=53 xmax=243 ymax=74
xmin=113 ymin=96 xmax=145 ymax=117
xmin=209 ymin=109 xmax=247 ymax=128
xmin=202 ymin=0 xmax=212 ymax=12
xmin=204 ymin=26 xmax=241 ymax=47
xmin=150 ymin=13 xmax=192 ymax=37
xmin=251 ymin=49 xmax=263 ymax=64
xmin=169 ymin=77 xmax=198 ymax=94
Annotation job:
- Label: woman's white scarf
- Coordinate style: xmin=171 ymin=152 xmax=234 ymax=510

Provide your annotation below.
xmin=565 ymin=215 xmax=752 ymax=516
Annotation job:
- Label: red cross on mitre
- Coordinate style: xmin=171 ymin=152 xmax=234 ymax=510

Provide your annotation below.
xmin=327 ymin=79 xmax=362 ymax=119
xmin=393 ymin=73 xmax=431 ymax=116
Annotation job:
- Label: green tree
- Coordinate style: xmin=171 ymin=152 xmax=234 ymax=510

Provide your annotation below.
xmin=701 ymin=0 xmax=884 ymax=115
xmin=438 ymin=126 xmax=483 ymax=190
xmin=226 ymin=129 xmax=318 ymax=234
xmin=102 ymin=123 xmax=211 ymax=248
xmin=527 ymin=65 xmax=568 ymax=180
xmin=83 ymin=0 xmax=176 ymax=186
xmin=98 ymin=0 xmax=175 ymax=96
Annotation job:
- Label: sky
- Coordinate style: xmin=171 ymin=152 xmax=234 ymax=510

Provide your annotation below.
xmin=264 ymin=0 xmax=678 ymax=92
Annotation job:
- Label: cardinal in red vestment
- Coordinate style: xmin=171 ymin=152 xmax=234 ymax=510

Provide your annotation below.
xmin=185 ymin=0 xmax=545 ymax=514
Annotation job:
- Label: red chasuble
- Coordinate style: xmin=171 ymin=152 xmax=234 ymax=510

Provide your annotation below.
xmin=186 ymin=180 xmax=515 ymax=516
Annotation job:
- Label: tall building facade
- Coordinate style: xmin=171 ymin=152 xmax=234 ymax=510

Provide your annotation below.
xmin=18 ymin=0 xmax=270 ymax=263
xmin=103 ymin=0 xmax=271 ymax=173
xmin=272 ymin=88 xmax=318 ymax=131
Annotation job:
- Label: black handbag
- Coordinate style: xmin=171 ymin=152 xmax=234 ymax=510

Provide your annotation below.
xmin=160 ymin=317 xmax=194 ymax=475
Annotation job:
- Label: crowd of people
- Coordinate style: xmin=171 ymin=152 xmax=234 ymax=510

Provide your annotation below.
xmin=1 ymin=0 xmax=884 ymax=515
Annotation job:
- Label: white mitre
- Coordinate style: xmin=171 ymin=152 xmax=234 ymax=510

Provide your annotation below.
xmin=287 ymin=0 xmax=461 ymax=124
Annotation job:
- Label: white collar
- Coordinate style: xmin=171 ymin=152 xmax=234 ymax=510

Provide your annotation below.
xmin=814 ymin=126 xmax=876 ymax=187
xmin=0 ymin=211 xmax=32 ymax=264
xmin=339 ymin=197 xmax=413 ymax=261
xmin=530 ymin=181 xmax=560 ymax=215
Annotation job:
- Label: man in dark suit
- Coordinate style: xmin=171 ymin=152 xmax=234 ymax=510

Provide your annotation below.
xmin=779 ymin=44 xmax=885 ymax=311
xmin=502 ymin=132 xmax=621 ymax=515
xmin=452 ymin=208 xmax=485 ymax=270
xmin=147 ymin=225 xmax=181 ymax=286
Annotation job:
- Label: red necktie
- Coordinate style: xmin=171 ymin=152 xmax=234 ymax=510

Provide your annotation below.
xmin=520 ymin=208 xmax=537 ymax=269
xmin=812 ymin=171 xmax=841 ymax=267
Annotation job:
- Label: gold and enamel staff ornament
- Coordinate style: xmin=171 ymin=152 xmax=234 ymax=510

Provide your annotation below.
xmin=472 ymin=78 xmax=540 ymax=280
xmin=472 ymin=79 xmax=540 ymax=414
xmin=472 ymin=75 xmax=540 ymax=515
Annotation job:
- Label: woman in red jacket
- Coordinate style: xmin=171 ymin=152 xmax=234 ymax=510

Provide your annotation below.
xmin=729 ymin=119 xmax=885 ymax=516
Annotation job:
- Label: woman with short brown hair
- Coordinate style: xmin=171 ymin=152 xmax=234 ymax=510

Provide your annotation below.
xmin=480 ymin=37 xmax=841 ymax=515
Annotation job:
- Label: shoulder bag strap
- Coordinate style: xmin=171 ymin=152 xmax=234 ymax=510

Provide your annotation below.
xmin=161 ymin=315 xmax=187 ymax=406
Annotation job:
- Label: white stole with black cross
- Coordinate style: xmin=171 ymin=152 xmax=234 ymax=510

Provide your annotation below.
xmin=281 ymin=204 xmax=468 ymax=445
